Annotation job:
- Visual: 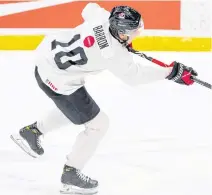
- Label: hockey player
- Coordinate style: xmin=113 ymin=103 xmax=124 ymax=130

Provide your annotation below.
xmin=10 ymin=3 xmax=198 ymax=194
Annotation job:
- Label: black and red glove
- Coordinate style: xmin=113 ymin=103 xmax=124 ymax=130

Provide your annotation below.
xmin=166 ymin=61 xmax=198 ymax=86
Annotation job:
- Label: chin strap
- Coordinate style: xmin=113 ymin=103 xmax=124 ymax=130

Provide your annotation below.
xmin=109 ymin=27 xmax=129 ymax=47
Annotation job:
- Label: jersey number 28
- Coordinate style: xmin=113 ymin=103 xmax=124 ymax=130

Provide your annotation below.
xmin=51 ymin=34 xmax=88 ymax=70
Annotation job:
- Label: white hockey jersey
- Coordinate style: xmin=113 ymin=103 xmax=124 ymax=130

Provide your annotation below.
xmin=35 ymin=3 xmax=172 ymax=95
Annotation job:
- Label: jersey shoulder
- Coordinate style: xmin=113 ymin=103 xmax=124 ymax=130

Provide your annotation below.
xmin=81 ymin=3 xmax=110 ymax=24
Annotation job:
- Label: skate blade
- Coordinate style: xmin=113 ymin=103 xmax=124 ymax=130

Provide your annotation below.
xmin=10 ymin=134 xmax=39 ymax=158
xmin=60 ymin=184 xmax=98 ymax=195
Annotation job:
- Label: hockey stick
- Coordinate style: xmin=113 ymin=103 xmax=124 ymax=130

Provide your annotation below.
xmin=191 ymin=77 xmax=212 ymax=89
xmin=127 ymin=46 xmax=212 ymax=90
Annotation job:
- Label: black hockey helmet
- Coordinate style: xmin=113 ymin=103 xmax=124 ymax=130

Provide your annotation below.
xmin=109 ymin=6 xmax=144 ymax=41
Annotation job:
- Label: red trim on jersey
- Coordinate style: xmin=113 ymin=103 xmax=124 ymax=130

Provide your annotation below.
xmin=128 ymin=43 xmax=133 ymax=48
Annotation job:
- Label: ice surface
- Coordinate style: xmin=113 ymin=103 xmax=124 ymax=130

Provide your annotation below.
xmin=0 ymin=51 xmax=211 ymax=195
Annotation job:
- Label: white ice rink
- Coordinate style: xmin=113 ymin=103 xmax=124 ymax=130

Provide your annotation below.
xmin=0 ymin=51 xmax=211 ymax=195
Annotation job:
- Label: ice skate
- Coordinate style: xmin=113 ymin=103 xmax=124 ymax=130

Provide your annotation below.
xmin=10 ymin=122 xmax=44 ymax=158
xmin=60 ymin=165 xmax=98 ymax=194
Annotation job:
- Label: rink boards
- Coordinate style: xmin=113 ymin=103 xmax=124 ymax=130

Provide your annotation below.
xmin=0 ymin=0 xmax=211 ymax=51
xmin=0 ymin=34 xmax=211 ymax=52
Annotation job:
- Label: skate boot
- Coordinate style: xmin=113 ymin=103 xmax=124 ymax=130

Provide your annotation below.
xmin=60 ymin=165 xmax=98 ymax=194
xmin=10 ymin=122 xmax=44 ymax=158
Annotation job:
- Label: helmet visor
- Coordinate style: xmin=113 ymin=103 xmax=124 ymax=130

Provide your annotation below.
xmin=123 ymin=19 xmax=144 ymax=36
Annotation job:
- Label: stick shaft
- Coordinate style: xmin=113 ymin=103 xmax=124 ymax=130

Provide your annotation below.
xmin=192 ymin=77 xmax=212 ymax=89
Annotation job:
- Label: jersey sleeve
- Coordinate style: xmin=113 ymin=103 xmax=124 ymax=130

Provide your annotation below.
xmin=81 ymin=3 xmax=110 ymax=22
xmin=107 ymin=50 xmax=172 ymax=86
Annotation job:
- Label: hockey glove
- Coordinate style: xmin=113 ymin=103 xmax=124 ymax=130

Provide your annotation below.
xmin=166 ymin=61 xmax=198 ymax=86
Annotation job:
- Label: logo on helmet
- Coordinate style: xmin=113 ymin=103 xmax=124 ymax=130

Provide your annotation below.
xmin=118 ymin=12 xmax=125 ymax=19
